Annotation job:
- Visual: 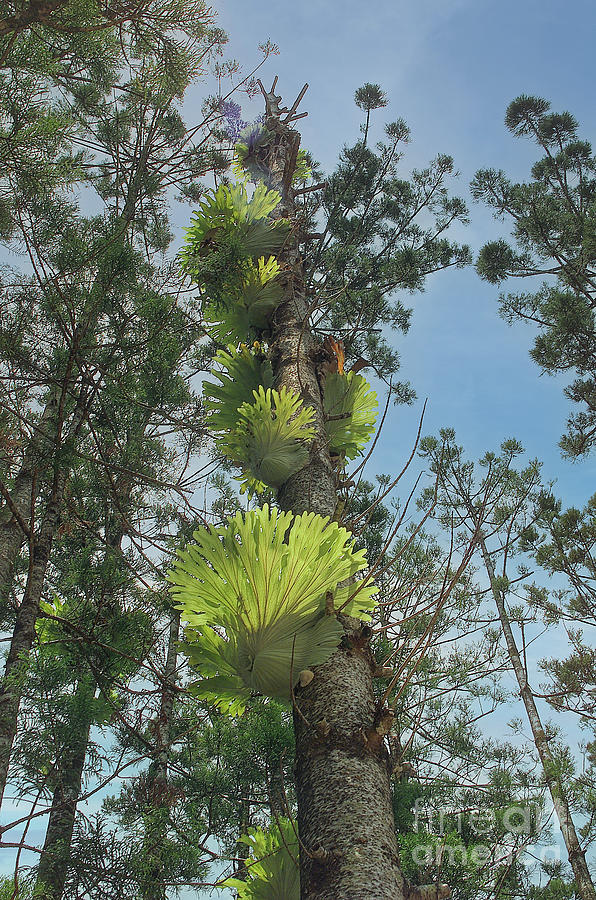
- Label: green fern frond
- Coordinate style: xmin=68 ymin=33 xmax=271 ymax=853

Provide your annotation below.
xmin=167 ymin=505 xmax=377 ymax=708
xmin=324 ymin=371 xmax=378 ymax=460
xmin=169 ymin=505 xmax=374 ymax=629
xmin=222 ymin=385 xmax=316 ymax=489
xmin=203 ymin=343 xmax=273 ymax=434
xmin=235 ymin=613 xmax=343 ymax=697
xmin=188 ymin=673 xmax=252 ymax=717
xmin=185 ymin=614 xmax=342 ymax=709
xmin=180 ymin=183 xmax=290 ymax=276
xmin=233 ymin=218 xmax=290 ymax=259
xmin=201 ymin=256 xmax=284 ymax=340
xmin=332 ymin=577 xmax=378 ymax=620
xmin=232 ymin=256 xmax=285 ymax=329
xmin=200 ymin=303 xmax=254 ymax=346
xmin=221 ymin=819 xmax=299 ymax=899
xmin=187 ymin=182 xmax=280 ymax=238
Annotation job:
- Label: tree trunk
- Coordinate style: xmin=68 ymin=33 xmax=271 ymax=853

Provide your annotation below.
xmin=34 ymin=680 xmax=94 ymax=900
xmin=0 ymin=382 xmax=92 ymax=807
xmin=139 ymin=610 xmax=180 ymax=900
xmin=293 ymin=617 xmax=404 ymax=899
xmin=481 ymin=538 xmax=596 ymax=900
xmin=0 ymin=388 xmax=60 ymax=606
xmin=0 ymin=467 xmax=67 ymax=806
xmin=261 ymin=83 xmax=405 ymax=900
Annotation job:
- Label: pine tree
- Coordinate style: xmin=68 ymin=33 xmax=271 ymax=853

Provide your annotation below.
xmin=420 ymin=432 xmax=596 ymax=900
xmin=472 ymin=96 xmax=596 ymax=457
xmin=0 ymin=0 xmax=232 ymax=807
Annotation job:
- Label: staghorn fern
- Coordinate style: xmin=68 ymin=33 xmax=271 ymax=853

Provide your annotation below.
xmin=230 ymin=255 xmax=285 ymax=330
xmin=179 ymin=182 xmax=288 ymax=339
xmin=233 ymin=128 xmax=312 ymax=187
xmin=221 ymin=385 xmax=316 ymax=491
xmin=201 ymin=256 xmax=285 ymax=341
xmin=168 ymin=505 xmax=377 ymax=713
xmin=169 ymin=505 xmax=378 ymax=626
xmin=203 ymin=343 xmax=273 ymax=434
xmin=179 ymin=182 xmax=290 ymax=275
xmin=220 ymin=819 xmax=299 ymax=899
xmin=182 ymin=614 xmax=342 ymax=714
xmin=324 ymin=371 xmax=378 ymax=461
xmin=181 ymin=626 xmax=252 ymax=717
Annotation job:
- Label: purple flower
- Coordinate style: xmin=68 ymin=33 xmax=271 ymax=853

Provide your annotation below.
xmin=218 ymin=100 xmax=249 ymax=143
xmin=218 ymin=100 xmax=265 ymax=145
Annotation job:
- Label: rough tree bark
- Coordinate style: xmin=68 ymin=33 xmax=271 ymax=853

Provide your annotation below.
xmin=260 ymin=79 xmax=406 ymax=900
xmin=34 ymin=679 xmax=95 ymax=900
xmin=481 ymin=538 xmax=596 ymax=900
xmin=0 ymin=465 xmax=69 ymax=806
xmin=139 ymin=610 xmax=180 ymax=900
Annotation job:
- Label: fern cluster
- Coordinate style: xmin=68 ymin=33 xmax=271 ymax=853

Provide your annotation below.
xmin=172 ymin=162 xmax=381 ymax=724
xmin=179 ymin=182 xmax=290 ymax=340
xmin=168 ymin=505 xmax=377 ymax=715
xmin=203 ymin=345 xmax=315 ymax=493
xmin=324 ymin=370 xmax=378 ymax=461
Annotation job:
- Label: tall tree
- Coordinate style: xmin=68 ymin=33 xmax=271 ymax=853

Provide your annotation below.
xmin=0 ymin=0 xmax=234 ymax=808
xmin=171 ymin=80 xmax=471 ymax=898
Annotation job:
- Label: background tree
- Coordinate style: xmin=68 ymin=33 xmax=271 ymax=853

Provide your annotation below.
xmin=420 ymin=431 xmax=596 ymax=900
xmin=0 ymin=1 xmax=285 ymax=892
xmin=472 ymin=96 xmax=596 ymax=457
xmin=0 ymin=0 xmax=235 ymax=807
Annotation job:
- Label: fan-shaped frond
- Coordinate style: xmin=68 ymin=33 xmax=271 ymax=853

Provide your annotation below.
xmin=203 ymin=344 xmax=273 ymax=434
xmin=201 ymin=256 xmax=285 ymax=341
xmin=167 ymin=506 xmax=378 ymax=709
xmin=221 ymin=819 xmax=299 ymax=899
xmin=324 ymin=371 xmax=378 ymax=460
xmin=169 ymin=505 xmax=373 ymax=627
xmin=181 ymin=627 xmax=251 ymax=716
xmin=184 ymin=614 xmax=342 ymax=711
xmin=179 ymin=183 xmax=290 ymax=277
xmin=189 ymin=674 xmax=251 ymax=718
xmin=233 ymin=256 xmax=285 ymax=328
xmin=221 ymin=386 xmax=316 ymax=490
